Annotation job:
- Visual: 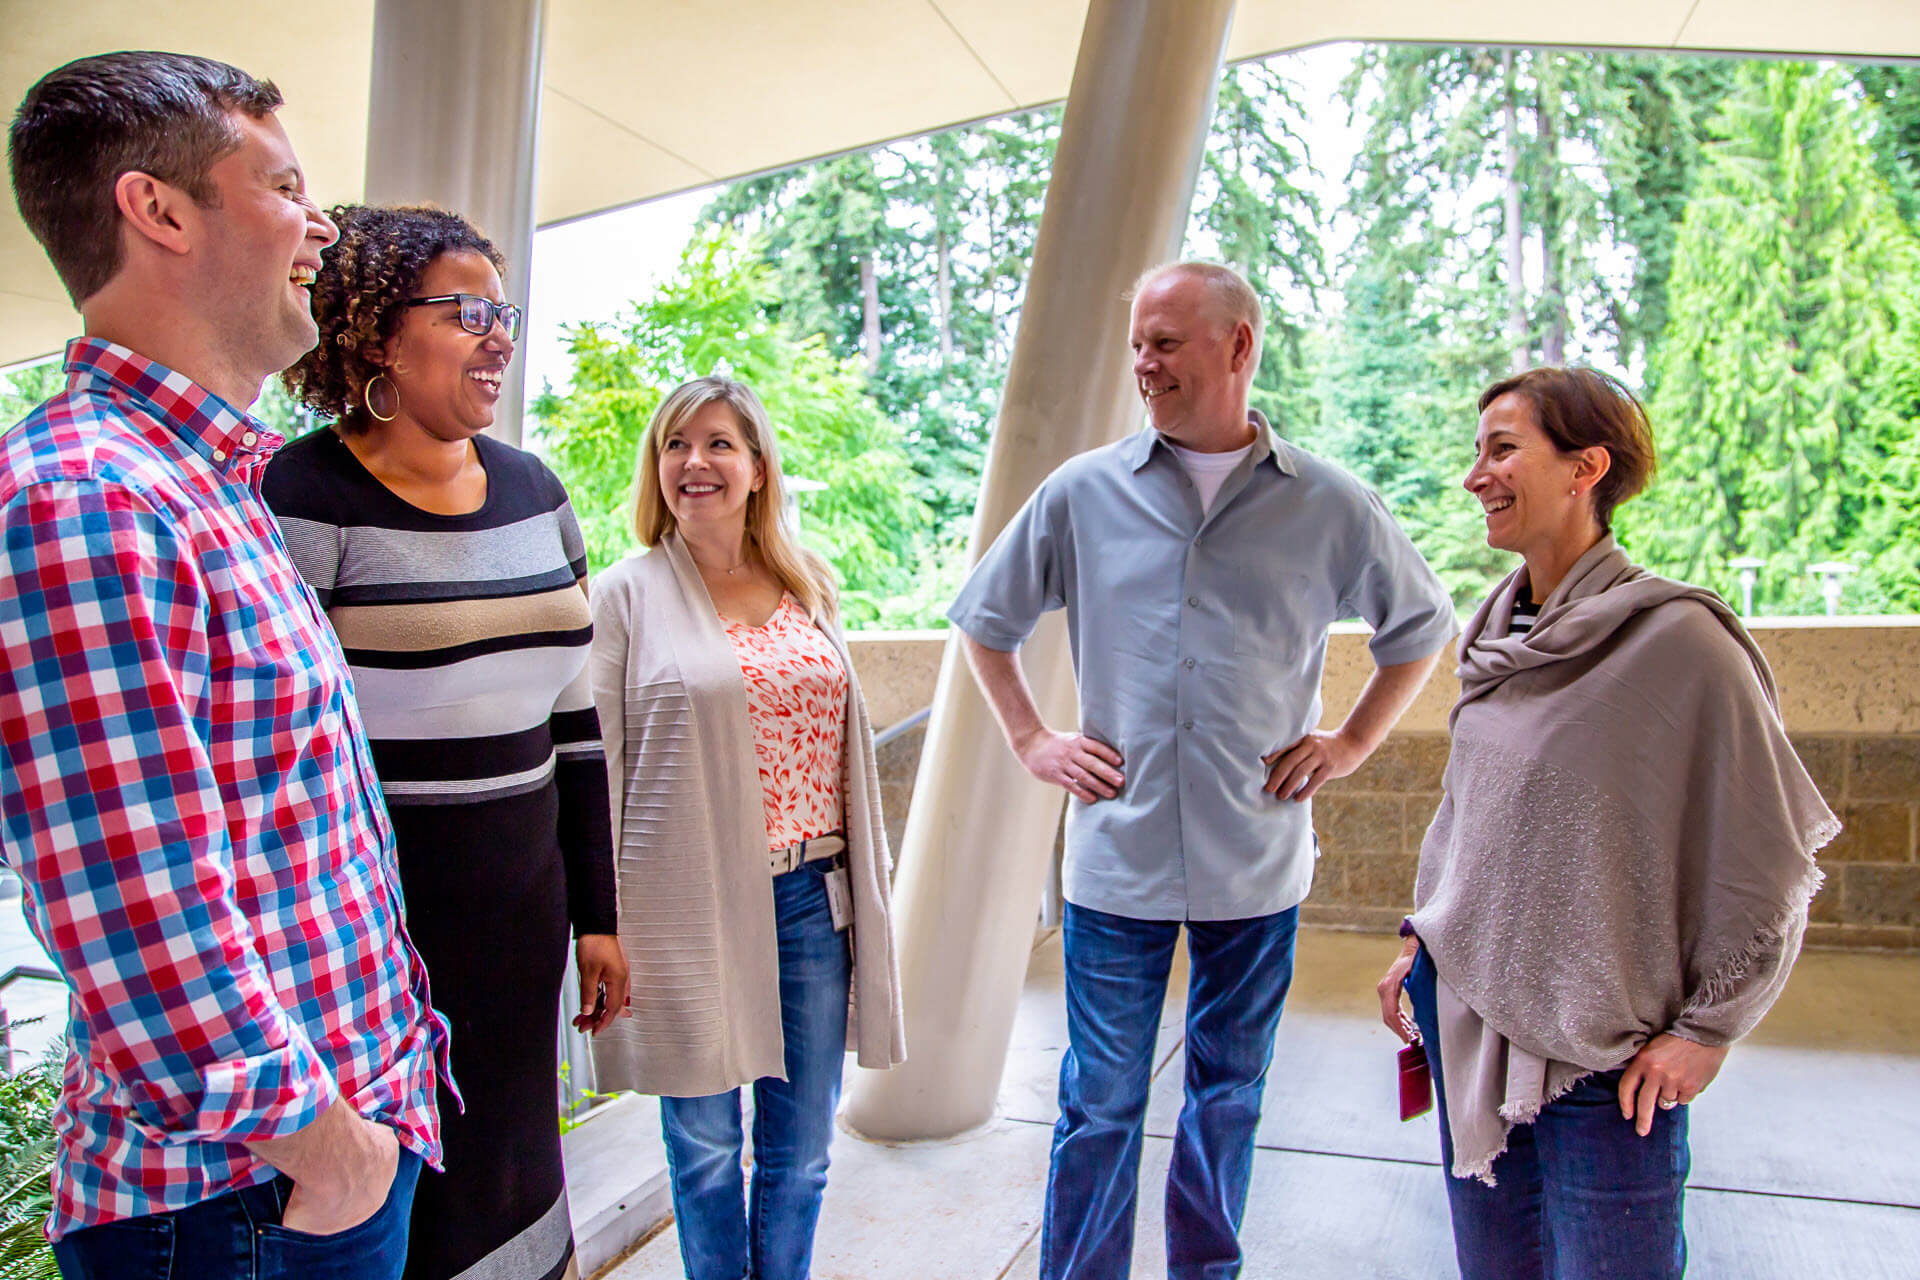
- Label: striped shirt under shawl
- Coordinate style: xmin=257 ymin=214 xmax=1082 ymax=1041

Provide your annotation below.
xmin=1510 ymin=595 xmax=1541 ymax=636
xmin=262 ymin=428 xmax=615 ymax=932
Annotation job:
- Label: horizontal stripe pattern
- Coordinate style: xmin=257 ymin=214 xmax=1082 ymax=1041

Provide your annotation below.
xmin=446 ymin=1187 xmax=575 ymax=1280
xmin=262 ymin=429 xmax=604 ymax=805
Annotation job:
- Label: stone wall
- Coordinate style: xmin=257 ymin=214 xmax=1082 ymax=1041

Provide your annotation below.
xmin=847 ymin=620 xmax=1920 ymax=951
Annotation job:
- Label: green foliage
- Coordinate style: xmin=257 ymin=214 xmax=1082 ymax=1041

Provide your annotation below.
xmin=1624 ymin=63 xmax=1920 ymax=612
xmin=539 ymin=45 xmax=1918 ymax=622
xmin=0 ymin=1040 xmax=63 ymax=1280
xmin=0 ymin=363 xmax=63 ymax=429
xmin=530 ymin=233 xmax=928 ymax=625
xmin=700 ymin=109 xmax=1062 ymax=562
xmin=1188 ymin=62 xmax=1327 ymax=431
xmin=1856 ymin=65 xmax=1920 ymax=227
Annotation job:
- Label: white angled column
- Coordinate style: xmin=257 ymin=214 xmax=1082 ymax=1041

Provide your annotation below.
xmin=843 ymin=0 xmax=1236 ymax=1142
xmin=363 ymin=0 xmax=545 ymax=445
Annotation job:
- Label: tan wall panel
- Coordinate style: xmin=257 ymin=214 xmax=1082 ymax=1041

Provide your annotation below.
xmin=935 ymin=0 xmax=1092 ymax=106
xmin=2 ymin=0 xmax=375 ymax=366
xmin=534 ymin=87 xmax=713 ymax=226
xmin=853 ymin=618 xmax=1920 ymax=738
xmin=540 ymin=0 xmax=1015 ymax=216
xmin=1679 ymin=0 xmax=1920 ymax=57
xmin=1227 ymin=0 xmax=1691 ymax=62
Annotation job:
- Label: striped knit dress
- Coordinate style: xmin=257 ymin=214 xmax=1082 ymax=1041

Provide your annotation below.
xmin=264 ymin=429 xmax=615 ymax=1280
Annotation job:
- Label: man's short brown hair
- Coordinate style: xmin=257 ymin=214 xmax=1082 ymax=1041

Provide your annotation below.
xmin=1479 ymin=366 xmax=1658 ymax=530
xmin=9 ymin=51 xmax=283 ymax=304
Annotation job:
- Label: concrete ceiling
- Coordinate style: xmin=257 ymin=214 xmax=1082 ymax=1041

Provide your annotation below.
xmin=5 ymin=0 xmax=1919 ymax=368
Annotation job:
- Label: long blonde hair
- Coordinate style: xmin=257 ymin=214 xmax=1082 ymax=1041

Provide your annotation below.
xmin=632 ymin=376 xmax=838 ymax=619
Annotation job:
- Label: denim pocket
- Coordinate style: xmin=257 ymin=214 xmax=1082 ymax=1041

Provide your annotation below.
xmin=51 ymin=1214 xmax=174 ymax=1280
xmin=256 ymin=1150 xmax=418 ymax=1280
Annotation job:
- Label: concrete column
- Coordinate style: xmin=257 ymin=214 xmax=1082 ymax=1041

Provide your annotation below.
xmin=363 ymin=0 xmax=546 ymax=445
xmin=842 ymin=0 xmax=1235 ymax=1142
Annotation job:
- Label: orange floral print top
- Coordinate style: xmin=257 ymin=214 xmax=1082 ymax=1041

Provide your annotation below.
xmin=722 ymin=594 xmax=849 ymax=851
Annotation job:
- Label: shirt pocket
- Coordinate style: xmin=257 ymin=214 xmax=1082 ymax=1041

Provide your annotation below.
xmin=1232 ymin=571 xmax=1334 ymax=669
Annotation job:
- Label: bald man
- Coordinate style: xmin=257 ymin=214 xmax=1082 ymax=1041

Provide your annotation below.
xmin=949 ymin=262 xmax=1455 ymax=1279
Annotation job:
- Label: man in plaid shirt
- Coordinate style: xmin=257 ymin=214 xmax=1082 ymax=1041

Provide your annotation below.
xmin=4 ymin=53 xmax=449 ymax=1278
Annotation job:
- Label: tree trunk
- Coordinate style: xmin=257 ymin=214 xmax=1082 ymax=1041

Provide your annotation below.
xmin=1503 ymin=51 xmax=1529 ymax=373
xmin=936 ymin=225 xmax=954 ymax=366
xmin=1537 ymin=55 xmax=1568 ymax=366
xmin=860 ymin=254 xmax=881 ymax=376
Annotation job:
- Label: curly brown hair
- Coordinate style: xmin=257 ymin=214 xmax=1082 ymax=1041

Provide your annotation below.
xmin=283 ymin=204 xmax=504 ymax=435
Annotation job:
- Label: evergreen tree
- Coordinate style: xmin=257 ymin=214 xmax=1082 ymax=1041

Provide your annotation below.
xmin=1185 ymin=60 xmax=1326 ymax=431
xmin=1856 ymin=65 xmax=1920 ymax=227
xmin=1623 ymin=63 xmax=1920 ymax=612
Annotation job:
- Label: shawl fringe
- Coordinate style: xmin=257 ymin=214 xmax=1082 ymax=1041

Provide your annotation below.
xmin=1680 ymin=827 xmax=1832 ymax=1020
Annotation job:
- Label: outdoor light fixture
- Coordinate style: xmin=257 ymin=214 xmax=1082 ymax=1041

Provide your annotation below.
xmin=786 ymin=476 xmax=828 ymax=531
xmin=1808 ymin=561 xmax=1857 ymax=617
xmin=1729 ymin=556 xmax=1766 ymax=617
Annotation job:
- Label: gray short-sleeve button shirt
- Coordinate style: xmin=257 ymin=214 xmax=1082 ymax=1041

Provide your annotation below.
xmin=948 ymin=414 xmax=1457 ymax=922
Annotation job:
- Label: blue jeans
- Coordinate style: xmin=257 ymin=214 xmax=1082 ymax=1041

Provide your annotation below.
xmin=1042 ymin=902 xmax=1298 ymax=1280
xmin=660 ymin=860 xmax=851 ymax=1280
xmin=1405 ymin=945 xmax=1689 ymax=1280
xmin=53 ymin=1149 xmax=420 ymax=1280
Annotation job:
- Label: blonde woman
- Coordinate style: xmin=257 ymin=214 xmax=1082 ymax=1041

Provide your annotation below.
xmin=589 ymin=376 xmax=905 ymax=1280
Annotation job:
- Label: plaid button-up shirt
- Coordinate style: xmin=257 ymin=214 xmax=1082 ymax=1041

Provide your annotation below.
xmin=0 ymin=340 xmax=449 ymax=1239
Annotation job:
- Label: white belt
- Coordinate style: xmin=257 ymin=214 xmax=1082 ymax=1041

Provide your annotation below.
xmin=769 ymin=833 xmax=846 ymax=876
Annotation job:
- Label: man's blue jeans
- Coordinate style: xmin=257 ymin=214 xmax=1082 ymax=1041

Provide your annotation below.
xmin=660 ymin=860 xmax=851 ymax=1280
xmin=52 ymin=1148 xmax=420 ymax=1280
xmin=1405 ymin=945 xmax=1689 ymax=1280
xmin=1042 ymin=902 xmax=1298 ymax=1280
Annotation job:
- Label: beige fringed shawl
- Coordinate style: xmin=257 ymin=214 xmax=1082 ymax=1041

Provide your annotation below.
xmin=1410 ymin=536 xmax=1836 ymax=1181
xmin=586 ymin=536 xmax=906 ymax=1098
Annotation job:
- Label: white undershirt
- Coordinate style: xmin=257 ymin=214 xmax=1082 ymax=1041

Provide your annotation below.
xmin=1168 ymin=440 xmax=1255 ymax=515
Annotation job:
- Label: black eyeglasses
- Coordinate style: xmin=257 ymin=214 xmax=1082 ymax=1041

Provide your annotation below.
xmin=406 ymin=293 xmax=524 ymax=341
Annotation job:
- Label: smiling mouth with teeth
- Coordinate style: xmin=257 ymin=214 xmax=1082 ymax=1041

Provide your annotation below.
xmin=290 ymin=266 xmax=317 ymax=287
xmin=468 ymin=369 xmax=503 ymax=392
xmin=1483 ymin=497 xmax=1515 ymax=513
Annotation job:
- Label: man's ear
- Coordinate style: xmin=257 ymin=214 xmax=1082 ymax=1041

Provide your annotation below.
xmin=1232 ymin=320 xmax=1256 ymax=373
xmin=113 ymin=171 xmax=194 ymax=256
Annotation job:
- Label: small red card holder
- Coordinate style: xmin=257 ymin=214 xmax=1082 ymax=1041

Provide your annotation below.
xmin=1398 ymin=1038 xmax=1434 ymax=1122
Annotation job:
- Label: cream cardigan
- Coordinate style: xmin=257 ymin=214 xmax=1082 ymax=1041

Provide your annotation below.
xmin=587 ymin=535 xmax=906 ymax=1097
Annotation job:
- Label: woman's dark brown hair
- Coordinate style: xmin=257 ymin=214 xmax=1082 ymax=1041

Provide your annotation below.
xmin=1479 ymin=366 xmax=1657 ymax=530
xmin=283 ymin=204 xmax=504 ymax=435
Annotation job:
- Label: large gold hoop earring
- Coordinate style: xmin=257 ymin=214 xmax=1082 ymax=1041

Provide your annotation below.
xmin=364 ymin=372 xmax=399 ymax=423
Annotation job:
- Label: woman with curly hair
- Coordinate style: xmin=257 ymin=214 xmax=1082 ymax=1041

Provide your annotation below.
xmin=266 ymin=204 xmax=628 ymax=1280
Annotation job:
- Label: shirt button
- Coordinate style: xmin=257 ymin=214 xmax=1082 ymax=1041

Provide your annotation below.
xmin=242 ymin=431 xmax=258 ymax=446
xmin=212 ymin=449 xmax=227 ymax=462
xmin=1182 ymin=720 xmax=1194 ymax=731
xmin=1183 ymin=657 xmax=1196 ymax=669
xmin=1187 ymin=596 xmax=1200 ymax=607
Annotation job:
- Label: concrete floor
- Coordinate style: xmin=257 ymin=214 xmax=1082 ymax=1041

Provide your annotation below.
xmin=603 ymin=928 xmax=1919 ymax=1279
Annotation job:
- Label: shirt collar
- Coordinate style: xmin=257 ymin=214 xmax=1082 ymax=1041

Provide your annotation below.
xmin=1126 ymin=408 xmax=1297 ymax=477
xmin=63 ymin=337 xmax=285 ymax=472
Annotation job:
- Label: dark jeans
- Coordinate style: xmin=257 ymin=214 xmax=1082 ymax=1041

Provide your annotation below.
xmin=53 ymin=1149 xmax=420 ymax=1280
xmin=1042 ymin=902 xmax=1298 ymax=1280
xmin=660 ymin=859 xmax=852 ymax=1280
xmin=1405 ymin=946 xmax=1689 ymax=1280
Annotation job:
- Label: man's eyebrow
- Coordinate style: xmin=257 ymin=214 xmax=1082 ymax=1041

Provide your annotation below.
xmin=262 ymin=164 xmax=304 ymax=186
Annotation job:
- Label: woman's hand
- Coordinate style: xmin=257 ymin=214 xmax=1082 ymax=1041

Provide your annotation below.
xmin=1377 ymin=935 xmax=1421 ymax=1043
xmin=1617 ymin=1033 xmax=1730 ymax=1136
xmin=573 ymin=934 xmax=631 ymax=1035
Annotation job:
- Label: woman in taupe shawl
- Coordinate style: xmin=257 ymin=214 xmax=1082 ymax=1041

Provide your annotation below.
xmin=1377 ymin=368 xmax=1835 ymax=1280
